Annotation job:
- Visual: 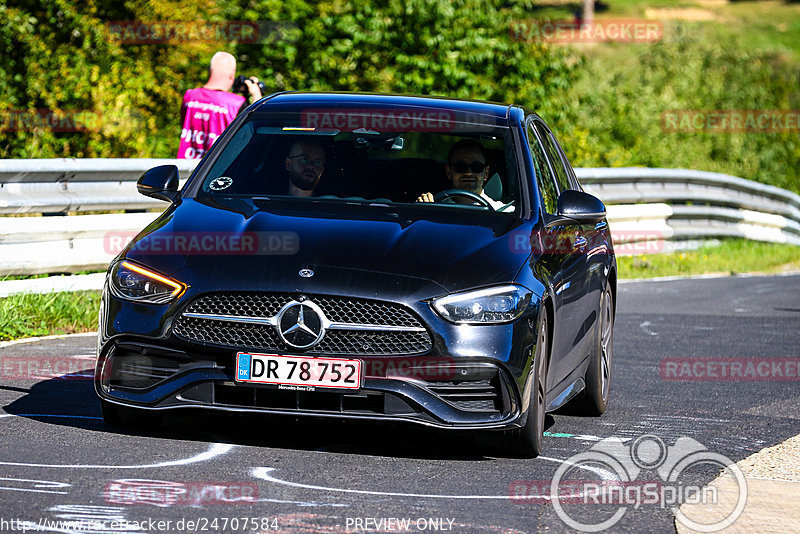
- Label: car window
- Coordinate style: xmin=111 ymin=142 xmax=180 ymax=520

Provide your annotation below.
xmin=552 ymin=130 xmax=580 ymax=189
xmin=526 ymin=122 xmax=558 ymax=214
xmin=194 ymin=109 xmax=521 ymax=217
xmin=535 ymin=122 xmax=572 ymax=194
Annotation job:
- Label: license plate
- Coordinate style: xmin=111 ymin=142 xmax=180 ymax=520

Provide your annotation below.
xmin=235 ymin=352 xmax=362 ymax=390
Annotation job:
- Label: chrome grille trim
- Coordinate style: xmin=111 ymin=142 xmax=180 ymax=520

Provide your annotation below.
xmin=181 ymin=311 xmax=425 ymax=333
xmin=326 ymin=323 xmax=425 ymax=332
xmin=182 ymin=312 xmax=277 ymax=326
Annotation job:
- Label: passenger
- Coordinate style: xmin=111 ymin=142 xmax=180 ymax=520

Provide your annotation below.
xmin=284 ymin=139 xmax=327 ymax=197
xmin=416 ymin=139 xmax=509 ymax=210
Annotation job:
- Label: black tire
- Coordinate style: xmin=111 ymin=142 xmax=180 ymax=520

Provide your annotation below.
xmin=503 ymin=310 xmax=549 ymax=458
xmin=571 ymin=282 xmax=614 ymax=416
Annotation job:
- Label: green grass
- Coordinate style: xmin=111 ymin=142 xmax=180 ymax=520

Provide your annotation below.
xmin=601 ymin=0 xmax=800 ymax=63
xmin=0 ymin=290 xmax=101 ymax=342
xmin=531 ymin=0 xmax=800 ymax=64
xmin=1 ymin=270 xmax=105 ymax=281
xmin=618 ymin=239 xmax=800 ymax=279
xmin=0 ymin=273 xmax=52 ymax=281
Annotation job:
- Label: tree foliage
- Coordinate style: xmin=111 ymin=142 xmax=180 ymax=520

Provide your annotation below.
xmin=0 ymin=0 xmax=576 ymax=158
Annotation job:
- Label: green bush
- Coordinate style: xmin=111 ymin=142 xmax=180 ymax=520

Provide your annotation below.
xmin=564 ymin=24 xmax=800 ymax=193
xmin=235 ymin=0 xmax=576 ymax=109
xmin=0 ymin=1 xmax=187 ymax=158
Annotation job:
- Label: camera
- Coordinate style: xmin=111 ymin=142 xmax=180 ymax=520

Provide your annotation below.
xmin=233 ymin=75 xmax=266 ymax=96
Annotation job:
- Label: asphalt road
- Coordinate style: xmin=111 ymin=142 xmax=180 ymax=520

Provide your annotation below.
xmin=1 ymin=274 xmax=798 ymax=534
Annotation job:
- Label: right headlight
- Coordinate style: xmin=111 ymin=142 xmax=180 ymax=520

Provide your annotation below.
xmin=431 ymin=285 xmax=532 ymax=324
xmin=109 ymin=260 xmax=186 ymax=304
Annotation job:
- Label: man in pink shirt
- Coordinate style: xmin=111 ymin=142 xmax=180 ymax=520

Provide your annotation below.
xmin=178 ymin=51 xmax=262 ymax=159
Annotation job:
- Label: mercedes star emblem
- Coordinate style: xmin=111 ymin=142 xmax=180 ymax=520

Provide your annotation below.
xmin=275 ymin=300 xmax=326 ymax=349
xmin=299 ymin=268 xmax=314 ymax=278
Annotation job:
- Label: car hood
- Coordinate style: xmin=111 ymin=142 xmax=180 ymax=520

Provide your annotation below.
xmin=124 ymin=197 xmax=532 ymax=297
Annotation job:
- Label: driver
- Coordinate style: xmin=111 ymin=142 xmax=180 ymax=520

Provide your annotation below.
xmin=284 ymin=138 xmax=326 ymax=197
xmin=416 ymin=139 xmax=509 ymax=210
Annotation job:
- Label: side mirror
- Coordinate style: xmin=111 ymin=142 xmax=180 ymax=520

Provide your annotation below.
xmin=137 ymin=165 xmax=179 ymax=202
xmin=545 ymin=190 xmax=606 ymax=228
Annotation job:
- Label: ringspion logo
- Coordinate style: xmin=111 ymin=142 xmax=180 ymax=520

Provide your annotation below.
xmin=511 ymin=435 xmax=747 ymax=532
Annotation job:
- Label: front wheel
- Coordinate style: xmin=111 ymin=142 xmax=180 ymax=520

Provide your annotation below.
xmin=571 ymin=282 xmax=614 ymax=415
xmin=502 ymin=310 xmax=549 ymax=458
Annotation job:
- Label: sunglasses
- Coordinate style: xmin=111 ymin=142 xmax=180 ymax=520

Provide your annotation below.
xmin=288 ymin=154 xmax=325 ymax=169
xmin=450 ymin=161 xmax=487 ymax=174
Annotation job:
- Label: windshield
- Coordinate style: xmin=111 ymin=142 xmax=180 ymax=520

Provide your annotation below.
xmin=191 ymin=108 xmax=520 ymax=214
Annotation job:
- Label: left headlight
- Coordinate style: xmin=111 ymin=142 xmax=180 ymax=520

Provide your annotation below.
xmin=109 ymin=260 xmax=186 ymax=304
xmin=432 ymin=285 xmax=532 ymax=324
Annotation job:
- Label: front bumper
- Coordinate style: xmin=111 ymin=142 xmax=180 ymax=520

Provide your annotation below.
xmin=96 ymin=288 xmax=541 ymax=431
xmin=95 ymin=340 xmax=525 ymax=430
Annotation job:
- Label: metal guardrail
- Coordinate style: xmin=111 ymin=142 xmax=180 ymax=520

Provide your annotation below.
xmin=1 ymin=159 xmax=799 ymax=280
xmin=578 ymin=167 xmax=800 ymax=227
xmin=0 ymin=159 xmax=198 ymax=214
xmin=576 ymin=167 xmax=800 ymax=251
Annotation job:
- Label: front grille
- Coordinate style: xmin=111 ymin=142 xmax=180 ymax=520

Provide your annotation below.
xmin=213 ymin=383 xmax=417 ymax=415
xmin=315 ymin=330 xmax=431 ymax=355
xmin=425 ymin=378 xmax=503 ymax=413
xmin=176 ymin=318 xmax=282 ymax=349
xmin=173 ymin=292 xmax=432 ymax=356
xmin=313 ymin=297 xmax=421 ymax=327
xmin=180 ymin=293 xmax=291 ymax=319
